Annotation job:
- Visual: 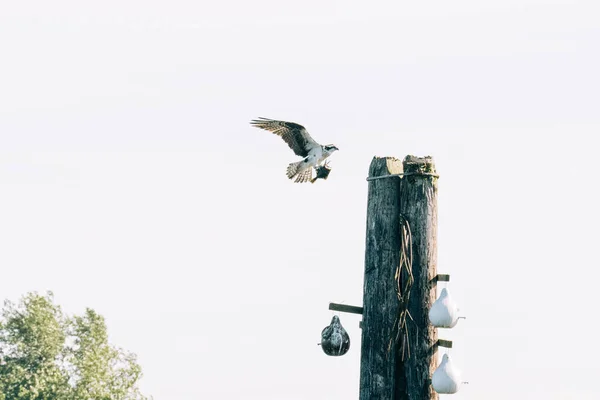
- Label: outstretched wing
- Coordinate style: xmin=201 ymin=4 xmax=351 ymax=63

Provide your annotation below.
xmin=250 ymin=117 xmax=319 ymax=157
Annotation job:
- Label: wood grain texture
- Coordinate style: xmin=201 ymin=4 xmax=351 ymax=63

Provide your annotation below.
xmin=398 ymin=155 xmax=438 ymax=400
xmin=360 ymin=157 xmax=403 ymax=400
xmin=359 ymin=155 xmax=439 ymax=400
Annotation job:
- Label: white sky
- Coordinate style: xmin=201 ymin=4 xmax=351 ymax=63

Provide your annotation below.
xmin=1 ymin=1 xmax=599 ymax=399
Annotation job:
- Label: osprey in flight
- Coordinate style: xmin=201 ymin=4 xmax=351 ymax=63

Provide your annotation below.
xmin=250 ymin=117 xmax=339 ymax=183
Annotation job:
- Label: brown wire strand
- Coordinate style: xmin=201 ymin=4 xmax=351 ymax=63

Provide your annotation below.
xmin=388 ymin=216 xmax=415 ymax=360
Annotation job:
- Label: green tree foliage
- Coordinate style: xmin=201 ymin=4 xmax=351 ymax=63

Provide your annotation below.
xmin=0 ymin=292 xmax=148 ymax=400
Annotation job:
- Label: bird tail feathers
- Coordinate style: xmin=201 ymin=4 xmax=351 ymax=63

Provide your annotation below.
xmin=286 ymin=161 xmax=312 ymax=183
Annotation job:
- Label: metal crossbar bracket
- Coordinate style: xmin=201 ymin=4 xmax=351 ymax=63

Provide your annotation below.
xmin=436 ymin=339 xmax=453 ymax=348
xmin=329 ymin=303 xmax=364 ymax=315
xmin=430 ymin=274 xmax=450 ymax=284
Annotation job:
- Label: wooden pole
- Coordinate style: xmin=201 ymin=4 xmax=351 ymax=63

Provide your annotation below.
xmin=398 ymin=155 xmax=438 ymax=400
xmin=359 ymin=155 xmax=439 ymax=400
xmin=360 ymin=157 xmax=403 ymax=400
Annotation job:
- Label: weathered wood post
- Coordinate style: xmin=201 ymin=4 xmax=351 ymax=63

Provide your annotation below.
xmin=399 ymin=155 xmax=439 ymax=400
xmin=360 ymin=157 xmax=403 ymax=400
xmin=360 ymin=155 xmax=439 ymax=400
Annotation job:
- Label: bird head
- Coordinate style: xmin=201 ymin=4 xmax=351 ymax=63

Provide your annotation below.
xmin=324 ymin=144 xmax=339 ymax=154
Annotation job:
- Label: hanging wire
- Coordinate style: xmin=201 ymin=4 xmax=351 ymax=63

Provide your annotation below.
xmin=388 ymin=215 xmax=415 ymax=360
xmin=366 ymin=172 xmax=439 ymax=181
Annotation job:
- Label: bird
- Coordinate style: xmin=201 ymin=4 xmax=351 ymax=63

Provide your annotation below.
xmin=250 ymin=117 xmax=339 ymax=183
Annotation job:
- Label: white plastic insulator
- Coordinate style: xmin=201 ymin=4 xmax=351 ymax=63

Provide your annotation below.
xmin=429 ymin=288 xmax=460 ymax=328
xmin=432 ymin=353 xmax=461 ymax=394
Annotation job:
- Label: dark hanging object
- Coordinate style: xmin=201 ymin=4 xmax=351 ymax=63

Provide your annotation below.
xmin=320 ymin=315 xmax=350 ymax=356
xmin=311 ymin=164 xmax=332 ymax=183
